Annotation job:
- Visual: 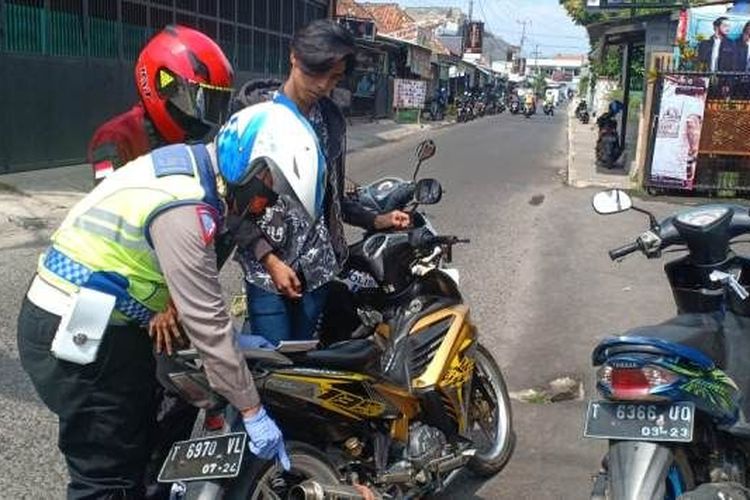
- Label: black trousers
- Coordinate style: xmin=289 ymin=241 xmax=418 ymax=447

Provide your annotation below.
xmin=17 ymin=297 xmax=158 ymax=500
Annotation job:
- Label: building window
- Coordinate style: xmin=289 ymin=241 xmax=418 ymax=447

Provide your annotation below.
xmin=122 ymin=1 xmax=149 ymax=60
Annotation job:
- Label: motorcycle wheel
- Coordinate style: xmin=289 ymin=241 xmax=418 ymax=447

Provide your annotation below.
xmin=224 ymin=442 xmax=340 ymax=500
xmin=467 ymin=343 xmax=515 ymax=477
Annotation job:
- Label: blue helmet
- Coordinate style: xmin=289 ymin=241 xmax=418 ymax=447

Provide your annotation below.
xmin=609 ymin=100 xmax=624 ymax=115
xmin=216 ymin=98 xmax=325 ymax=220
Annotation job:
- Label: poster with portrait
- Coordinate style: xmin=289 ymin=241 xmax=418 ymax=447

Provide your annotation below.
xmin=680 ymin=5 xmax=750 ymax=72
xmin=649 ymin=75 xmax=710 ymax=190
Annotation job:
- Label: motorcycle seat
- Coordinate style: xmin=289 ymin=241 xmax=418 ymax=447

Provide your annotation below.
xmin=298 ymin=339 xmax=380 ymax=371
xmin=623 ymin=314 xmax=725 ymax=368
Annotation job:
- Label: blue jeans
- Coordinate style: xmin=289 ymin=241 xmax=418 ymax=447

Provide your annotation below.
xmin=242 ymin=283 xmax=330 ymax=345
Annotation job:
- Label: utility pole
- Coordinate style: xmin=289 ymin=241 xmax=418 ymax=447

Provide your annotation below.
xmin=532 ymin=44 xmax=543 ymax=74
xmin=468 ymin=0 xmax=473 ymax=21
xmin=517 ymin=19 xmax=531 ymax=57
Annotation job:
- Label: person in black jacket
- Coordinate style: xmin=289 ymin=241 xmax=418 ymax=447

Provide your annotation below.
xmin=230 ymin=20 xmax=410 ymax=345
xmin=738 ymin=21 xmax=750 ymax=72
xmin=698 ymin=17 xmax=738 ymax=72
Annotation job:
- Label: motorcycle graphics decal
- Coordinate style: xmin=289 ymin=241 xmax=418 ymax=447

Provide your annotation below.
xmin=663 ymin=361 xmax=738 ymax=412
xmin=318 ymin=386 xmax=386 ymax=418
xmin=271 ymin=374 xmax=387 ymax=420
xmin=441 ymin=355 xmax=474 ymax=388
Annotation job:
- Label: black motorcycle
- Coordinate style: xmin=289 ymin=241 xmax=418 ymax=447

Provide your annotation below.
xmin=587 ymin=189 xmax=750 ymax=499
xmin=595 ymin=110 xmax=622 ymax=169
xmin=576 ymin=100 xmax=590 ymax=124
xmin=543 ymin=102 xmax=554 ymax=116
xmin=509 ymin=100 xmax=520 ymax=115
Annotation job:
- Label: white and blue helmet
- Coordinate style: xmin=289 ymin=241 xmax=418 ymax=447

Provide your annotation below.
xmin=216 ymin=94 xmax=326 ymax=220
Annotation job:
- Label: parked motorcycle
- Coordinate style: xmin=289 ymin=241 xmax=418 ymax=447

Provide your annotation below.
xmin=575 ymin=100 xmax=590 ymax=124
xmin=586 ymin=189 xmax=750 ymax=500
xmin=456 ymin=93 xmax=474 ymax=123
xmin=509 ymin=100 xmax=520 ymax=115
xmin=595 ymin=101 xmax=624 ymax=169
xmin=162 ymin=140 xmax=515 ymax=499
xmin=523 ymin=102 xmax=535 ymax=119
xmin=543 ymin=102 xmax=554 ymax=116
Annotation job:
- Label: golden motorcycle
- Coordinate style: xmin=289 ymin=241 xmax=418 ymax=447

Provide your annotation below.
xmin=161 ymin=141 xmax=514 ymax=499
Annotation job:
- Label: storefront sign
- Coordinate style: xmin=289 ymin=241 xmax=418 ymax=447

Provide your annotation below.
xmin=393 ymin=79 xmax=427 ymax=109
xmin=649 ymin=75 xmax=710 ymax=189
xmin=465 ymin=22 xmax=484 ymax=54
xmin=681 ymin=6 xmax=750 ymax=72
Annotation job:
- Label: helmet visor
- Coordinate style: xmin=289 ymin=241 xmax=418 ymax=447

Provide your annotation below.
xmin=168 ymin=76 xmax=233 ymax=127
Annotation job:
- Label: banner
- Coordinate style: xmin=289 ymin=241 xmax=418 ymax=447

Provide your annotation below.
xmin=682 ymin=6 xmax=750 ymax=72
xmin=465 ymin=22 xmax=484 ymax=54
xmin=700 ymin=99 xmax=750 ymax=155
xmin=649 ymin=75 xmax=710 ymax=190
xmin=393 ymin=79 xmax=427 ymax=109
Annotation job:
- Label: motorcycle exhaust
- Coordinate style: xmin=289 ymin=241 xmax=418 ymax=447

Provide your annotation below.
xmin=607 ymin=441 xmax=674 ymax=500
xmin=288 ymin=481 xmax=382 ymax=500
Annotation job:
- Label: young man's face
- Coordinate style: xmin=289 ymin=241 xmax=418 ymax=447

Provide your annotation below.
xmin=290 ymin=53 xmax=347 ymax=103
xmin=717 ymin=21 xmax=730 ymax=38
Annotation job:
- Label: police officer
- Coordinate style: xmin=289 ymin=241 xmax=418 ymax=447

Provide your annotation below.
xmin=15 ymin=100 xmax=326 ymax=497
xmin=85 ymin=25 xmax=236 ymax=499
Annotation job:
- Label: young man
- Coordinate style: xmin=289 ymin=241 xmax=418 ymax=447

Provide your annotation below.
xmin=16 ymin=106 xmax=319 ymax=497
xmin=698 ymin=17 xmax=737 ymax=72
xmin=232 ymin=20 xmax=410 ymax=345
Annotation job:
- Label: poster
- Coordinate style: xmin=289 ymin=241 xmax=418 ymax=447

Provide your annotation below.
xmin=681 ymin=6 xmax=750 ymax=72
xmin=393 ymin=79 xmax=427 ymax=109
xmin=649 ymin=75 xmax=710 ymax=189
xmin=465 ymin=22 xmax=484 ymax=54
xmin=700 ymin=99 xmax=750 ymax=155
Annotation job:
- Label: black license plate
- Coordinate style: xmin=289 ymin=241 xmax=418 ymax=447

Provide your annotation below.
xmin=584 ymin=401 xmax=695 ymax=443
xmin=158 ymin=432 xmax=246 ymax=483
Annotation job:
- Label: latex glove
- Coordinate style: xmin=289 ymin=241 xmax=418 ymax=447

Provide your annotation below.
xmin=243 ymin=407 xmax=291 ymax=471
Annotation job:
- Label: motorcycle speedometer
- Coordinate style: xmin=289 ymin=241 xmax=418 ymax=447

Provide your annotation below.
xmin=676 ymin=206 xmax=730 ymax=229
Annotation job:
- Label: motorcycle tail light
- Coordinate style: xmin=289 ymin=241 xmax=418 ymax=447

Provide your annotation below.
xmin=600 ymin=364 xmax=677 ymax=400
xmin=204 ymin=413 xmax=225 ymax=431
xmin=611 ymin=368 xmax=650 ymax=399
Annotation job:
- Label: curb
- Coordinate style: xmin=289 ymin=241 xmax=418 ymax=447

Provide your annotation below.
xmin=348 ymin=119 xmax=456 ymax=154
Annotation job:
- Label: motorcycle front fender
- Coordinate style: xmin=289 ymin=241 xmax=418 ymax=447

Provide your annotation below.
xmin=607 ymin=441 xmax=674 ymax=500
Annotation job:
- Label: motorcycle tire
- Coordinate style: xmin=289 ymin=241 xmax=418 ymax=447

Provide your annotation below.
xmin=223 ymin=441 xmax=340 ymax=500
xmin=467 ymin=343 xmax=515 ymax=478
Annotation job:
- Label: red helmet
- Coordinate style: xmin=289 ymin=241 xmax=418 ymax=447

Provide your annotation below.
xmin=135 ymin=25 xmax=234 ymax=143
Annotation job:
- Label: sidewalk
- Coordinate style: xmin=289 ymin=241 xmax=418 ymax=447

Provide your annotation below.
xmin=0 ymin=118 xmax=452 ymax=249
xmin=567 ymin=104 xmax=633 ymax=190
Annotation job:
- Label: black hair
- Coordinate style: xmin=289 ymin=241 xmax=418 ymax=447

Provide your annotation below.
xmin=290 ymin=19 xmax=356 ymax=76
xmin=714 ymin=16 xmax=729 ymax=29
xmin=744 ymin=20 xmax=750 ymax=34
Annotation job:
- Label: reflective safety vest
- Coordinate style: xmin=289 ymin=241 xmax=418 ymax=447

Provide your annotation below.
xmin=37 ymin=144 xmax=222 ymax=325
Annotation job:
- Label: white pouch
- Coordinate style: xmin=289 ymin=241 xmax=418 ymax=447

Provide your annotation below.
xmin=51 ymin=287 xmax=116 ymax=365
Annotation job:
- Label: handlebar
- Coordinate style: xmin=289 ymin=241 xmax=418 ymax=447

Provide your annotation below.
xmin=609 ymin=242 xmax=639 ymax=261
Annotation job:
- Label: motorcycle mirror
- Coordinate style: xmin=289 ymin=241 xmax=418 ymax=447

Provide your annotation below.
xmin=414 ymin=178 xmax=443 ymax=205
xmin=413 ymin=140 xmax=436 ymax=181
xmin=592 ymin=189 xmax=633 ymax=215
xmin=415 ymin=139 xmax=436 ymax=163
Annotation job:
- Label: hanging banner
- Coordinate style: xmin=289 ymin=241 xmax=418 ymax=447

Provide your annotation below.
xmin=681 ymin=5 xmax=750 ymax=72
xmin=700 ymin=98 xmax=750 ymax=155
xmin=393 ymin=79 xmax=427 ymax=109
xmin=649 ymin=75 xmax=710 ymax=190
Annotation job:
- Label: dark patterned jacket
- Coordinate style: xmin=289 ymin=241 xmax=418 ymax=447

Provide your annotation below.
xmin=230 ymin=80 xmax=376 ymax=292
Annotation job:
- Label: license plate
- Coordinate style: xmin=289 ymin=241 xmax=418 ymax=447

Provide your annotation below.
xmin=584 ymin=401 xmax=695 ymax=443
xmin=158 ymin=432 xmax=246 ymax=483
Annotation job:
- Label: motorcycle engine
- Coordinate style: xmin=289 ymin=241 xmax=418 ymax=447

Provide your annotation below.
xmin=408 ymin=424 xmax=447 ymax=465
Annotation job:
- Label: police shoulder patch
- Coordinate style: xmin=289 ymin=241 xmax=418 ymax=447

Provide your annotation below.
xmin=152 ymin=144 xmax=195 ymax=177
xmin=196 ymin=205 xmax=218 ymax=245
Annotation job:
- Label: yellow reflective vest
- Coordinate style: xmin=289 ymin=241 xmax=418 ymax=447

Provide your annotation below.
xmin=37 ymin=144 xmax=222 ymax=324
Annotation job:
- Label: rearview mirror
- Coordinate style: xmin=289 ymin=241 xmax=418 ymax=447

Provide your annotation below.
xmin=414 ymin=178 xmax=443 ymax=205
xmin=592 ymin=189 xmax=632 ymax=215
xmin=415 ymin=140 xmax=436 ymax=163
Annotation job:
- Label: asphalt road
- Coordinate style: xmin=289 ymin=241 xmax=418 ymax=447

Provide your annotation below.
xmin=0 ymin=109 xmax=692 ymax=498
